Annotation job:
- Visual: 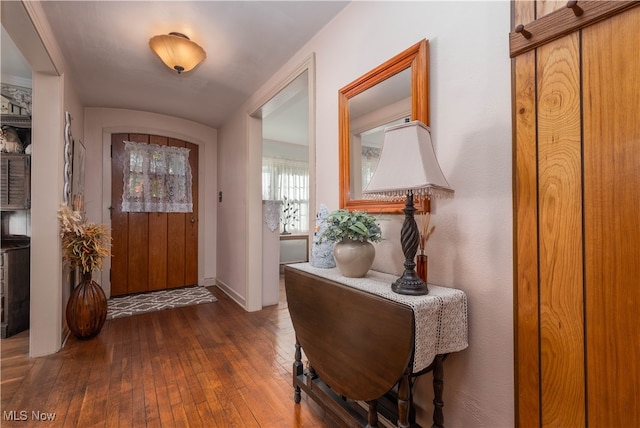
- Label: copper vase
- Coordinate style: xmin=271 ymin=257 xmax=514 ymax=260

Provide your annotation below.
xmin=416 ymin=253 xmax=428 ymax=284
xmin=66 ymin=271 xmax=107 ymax=340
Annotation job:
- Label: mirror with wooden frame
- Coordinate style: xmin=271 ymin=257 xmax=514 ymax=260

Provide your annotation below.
xmin=339 ymin=39 xmax=429 ymax=213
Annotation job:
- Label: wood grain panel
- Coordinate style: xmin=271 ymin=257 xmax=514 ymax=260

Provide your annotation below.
xmin=513 ymin=47 xmax=540 ymax=428
xmin=148 ymin=135 xmax=168 ymax=291
xmin=167 ymin=138 xmax=186 ymax=288
xmin=127 ymin=134 xmax=150 ymax=293
xmin=536 ymin=33 xmax=585 ymax=427
xmin=583 ymin=7 xmax=640 ymax=427
xmin=510 ymin=1 xmax=639 ymax=57
xmin=185 ymin=142 xmax=198 ymax=286
xmin=110 ymin=133 xmax=130 ymax=296
xmin=536 ymin=0 xmax=565 ymax=18
xmin=513 ymin=6 xmax=541 ymax=427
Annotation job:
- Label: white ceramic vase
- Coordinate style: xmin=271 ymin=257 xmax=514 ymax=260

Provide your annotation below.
xmin=333 ymin=238 xmax=375 ymax=278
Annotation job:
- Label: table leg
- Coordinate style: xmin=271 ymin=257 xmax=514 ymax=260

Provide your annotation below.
xmin=308 ymin=364 xmax=317 ymax=380
xmin=365 ymin=399 xmax=378 ymax=428
xmin=431 ymin=354 xmax=445 ymax=428
xmin=294 ymin=340 xmax=302 ymax=403
xmin=397 ymin=367 xmax=411 ymax=428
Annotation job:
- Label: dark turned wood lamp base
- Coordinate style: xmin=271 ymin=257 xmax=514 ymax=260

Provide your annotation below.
xmin=393 ymin=191 xmax=428 ymax=296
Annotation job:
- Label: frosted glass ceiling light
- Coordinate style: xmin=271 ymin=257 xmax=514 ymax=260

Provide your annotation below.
xmin=149 ymin=32 xmax=206 ymax=74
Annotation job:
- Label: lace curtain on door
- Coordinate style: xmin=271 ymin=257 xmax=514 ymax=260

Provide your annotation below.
xmin=361 ymin=146 xmax=382 ymax=190
xmin=121 ymin=141 xmax=193 ymax=212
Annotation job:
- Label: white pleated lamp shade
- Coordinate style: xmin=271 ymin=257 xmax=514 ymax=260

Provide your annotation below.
xmin=363 ymin=121 xmax=453 ymax=199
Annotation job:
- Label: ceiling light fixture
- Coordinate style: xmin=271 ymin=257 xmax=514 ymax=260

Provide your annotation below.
xmin=149 ymin=32 xmax=206 ymax=74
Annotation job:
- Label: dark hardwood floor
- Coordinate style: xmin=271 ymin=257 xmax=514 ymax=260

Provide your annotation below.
xmin=1 ymin=278 xmax=336 ymax=427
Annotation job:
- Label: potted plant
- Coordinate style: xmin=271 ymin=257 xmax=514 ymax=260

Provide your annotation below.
xmin=280 ymin=196 xmax=299 ymax=235
xmin=317 ymin=209 xmax=382 ymax=277
xmin=58 ymin=204 xmax=112 ymax=339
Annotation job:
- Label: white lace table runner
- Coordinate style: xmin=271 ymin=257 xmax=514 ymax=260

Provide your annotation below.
xmin=287 ymin=263 xmax=469 ymax=373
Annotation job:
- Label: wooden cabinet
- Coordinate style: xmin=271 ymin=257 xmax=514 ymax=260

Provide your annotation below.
xmin=511 ymin=2 xmax=640 ymax=426
xmin=1 ymin=243 xmax=30 ymax=338
xmin=0 ymin=154 xmax=30 ymax=210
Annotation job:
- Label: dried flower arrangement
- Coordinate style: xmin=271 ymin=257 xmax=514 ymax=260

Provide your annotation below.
xmin=418 ymin=212 xmax=435 ymax=254
xmin=58 ymin=204 xmax=112 ymax=273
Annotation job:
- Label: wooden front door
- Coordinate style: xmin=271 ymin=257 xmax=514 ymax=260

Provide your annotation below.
xmin=110 ymin=133 xmax=198 ymax=296
xmin=512 ymin=3 xmax=640 ymax=426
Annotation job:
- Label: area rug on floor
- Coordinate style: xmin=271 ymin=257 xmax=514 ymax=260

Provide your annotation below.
xmin=107 ymin=286 xmax=217 ymax=319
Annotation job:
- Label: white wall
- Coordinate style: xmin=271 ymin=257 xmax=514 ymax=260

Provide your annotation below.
xmin=60 ymin=76 xmax=85 ymax=342
xmin=218 ymin=1 xmax=513 ymax=426
xmin=27 ymin=72 xmax=83 ymax=357
xmin=83 ymin=107 xmax=218 ymax=297
xmin=2 ymin=0 xmax=87 ymax=356
xmin=29 ymin=72 xmax=64 ymax=357
xmin=216 ymin=110 xmax=250 ymax=303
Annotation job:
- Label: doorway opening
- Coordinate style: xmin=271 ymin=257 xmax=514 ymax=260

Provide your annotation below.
xmin=246 ymin=55 xmax=315 ymax=311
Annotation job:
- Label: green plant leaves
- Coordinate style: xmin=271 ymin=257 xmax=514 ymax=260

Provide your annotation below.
xmin=318 ymin=209 xmax=382 ymax=243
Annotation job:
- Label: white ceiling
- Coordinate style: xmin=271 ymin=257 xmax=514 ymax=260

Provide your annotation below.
xmin=2 ymin=1 xmax=348 ymax=142
xmin=1 ymin=27 xmax=32 ymax=85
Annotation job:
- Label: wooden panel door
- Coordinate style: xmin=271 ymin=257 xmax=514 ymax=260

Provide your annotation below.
xmin=167 ymin=138 xmax=186 ymax=289
xmin=110 ymin=133 xmax=129 ymax=296
xmin=582 ymin=7 xmax=640 ymax=426
xmin=111 ymin=133 xmax=198 ymax=296
xmin=164 ymin=139 xmax=198 ymax=288
xmin=513 ymin=50 xmax=540 ymax=428
xmin=148 ymin=135 xmax=169 ymax=291
xmin=126 ymin=133 xmax=150 ymax=294
xmin=512 ymin=3 xmax=640 ymax=427
xmin=537 ymin=33 xmax=585 ymax=427
xmin=185 ymin=141 xmax=198 ymax=285
xmin=512 ymin=4 xmax=539 ymax=426
xmin=111 ymin=133 xmax=150 ymax=295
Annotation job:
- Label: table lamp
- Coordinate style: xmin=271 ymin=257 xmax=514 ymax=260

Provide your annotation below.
xmin=363 ymin=121 xmax=453 ymax=295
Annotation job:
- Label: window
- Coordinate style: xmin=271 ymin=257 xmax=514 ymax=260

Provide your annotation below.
xmin=361 ymin=146 xmax=381 ymax=190
xmin=121 ymin=141 xmax=193 ymax=212
xmin=262 ymin=157 xmax=308 ymax=232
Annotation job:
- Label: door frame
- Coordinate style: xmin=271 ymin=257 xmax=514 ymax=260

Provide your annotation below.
xmin=245 ymin=54 xmax=316 ymax=311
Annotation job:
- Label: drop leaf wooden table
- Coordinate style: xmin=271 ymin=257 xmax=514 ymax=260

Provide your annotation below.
xmin=285 ymin=263 xmax=468 ymax=428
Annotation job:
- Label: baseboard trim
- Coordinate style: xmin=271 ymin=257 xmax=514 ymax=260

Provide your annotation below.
xmin=202 ymin=277 xmax=216 ymax=287
xmin=215 ymin=279 xmax=247 ymax=309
